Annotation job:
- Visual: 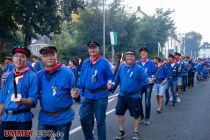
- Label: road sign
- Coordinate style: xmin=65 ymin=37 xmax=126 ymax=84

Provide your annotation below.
xmin=110 ymin=32 xmax=117 ymax=45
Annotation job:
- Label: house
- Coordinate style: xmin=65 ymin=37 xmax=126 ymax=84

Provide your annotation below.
xmin=199 ymin=42 xmax=210 ymax=58
xmin=162 ymin=35 xmax=182 ymax=58
xmin=28 ymin=35 xmax=53 ymax=57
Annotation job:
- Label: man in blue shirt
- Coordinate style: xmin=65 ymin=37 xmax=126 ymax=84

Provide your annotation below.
xmin=3 ymin=57 xmax=13 ymax=73
xmin=109 ymin=50 xmax=149 ymax=140
xmin=72 ymin=41 xmax=113 ymax=140
xmin=186 ymin=56 xmax=195 ymax=88
xmin=153 ymin=56 xmax=169 ymax=113
xmin=0 ymin=47 xmax=38 ymax=140
xmin=37 ymin=46 xmax=77 ymax=140
xmin=165 ymin=54 xmax=179 ymax=106
xmin=32 ymin=55 xmax=43 ymax=73
xmin=137 ymin=47 xmax=157 ymax=125
xmin=68 ymin=58 xmax=77 ymax=77
xmin=175 ymin=52 xmax=184 ymax=102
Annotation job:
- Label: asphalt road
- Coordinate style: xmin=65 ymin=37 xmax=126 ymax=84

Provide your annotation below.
xmin=30 ymin=79 xmax=210 ymax=140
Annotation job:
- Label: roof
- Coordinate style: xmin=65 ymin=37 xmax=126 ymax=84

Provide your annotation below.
xmin=200 ymin=42 xmax=210 ymax=49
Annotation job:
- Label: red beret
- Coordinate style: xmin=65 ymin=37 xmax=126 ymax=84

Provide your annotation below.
xmin=12 ymin=47 xmax=31 ymax=58
xmin=175 ymin=52 xmax=181 ymax=56
xmin=139 ymin=47 xmax=149 ymax=53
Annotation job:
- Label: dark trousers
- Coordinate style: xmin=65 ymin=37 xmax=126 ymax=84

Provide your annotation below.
xmin=182 ymin=76 xmax=187 ymax=92
xmin=140 ymin=85 xmax=153 ymax=120
xmin=188 ymin=72 xmax=195 ymax=87
xmin=0 ymin=121 xmax=32 ymax=140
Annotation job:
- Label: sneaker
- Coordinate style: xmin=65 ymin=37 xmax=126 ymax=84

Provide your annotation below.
xmin=144 ymin=119 xmax=150 ymax=125
xmin=177 ymin=97 xmax=181 ymax=102
xmin=116 ymin=131 xmax=125 ymax=140
xmin=157 ymin=108 xmax=161 ymax=113
xmin=172 ymin=103 xmax=176 ymax=107
xmin=169 ymin=97 xmax=173 ymax=102
xmin=139 ymin=118 xmax=144 ymax=124
xmin=165 ymin=101 xmax=168 ymax=106
xmin=132 ymin=132 xmax=139 ymax=140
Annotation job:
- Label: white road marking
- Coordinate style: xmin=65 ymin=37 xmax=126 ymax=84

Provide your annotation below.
xmin=106 ymin=108 xmax=115 ymax=115
xmin=69 ymin=97 xmax=117 ymax=135
xmin=108 ymin=97 xmax=116 ymax=103
xmin=108 ymin=94 xmax=119 ymax=99
xmin=69 ymin=126 xmax=82 ymax=135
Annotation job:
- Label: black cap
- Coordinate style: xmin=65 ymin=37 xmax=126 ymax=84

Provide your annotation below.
xmin=168 ymin=54 xmax=175 ymax=59
xmin=39 ymin=45 xmax=57 ymax=55
xmin=175 ymin=52 xmax=181 ymax=56
xmin=87 ymin=41 xmax=100 ymax=47
xmin=12 ymin=46 xmax=31 ymax=58
xmin=139 ymin=47 xmax=149 ymax=53
xmin=125 ymin=50 xmax=135 ymax=56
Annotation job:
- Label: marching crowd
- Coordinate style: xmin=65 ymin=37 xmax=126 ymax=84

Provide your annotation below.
xmin=0 ymin=40 xmax=209 ymax=140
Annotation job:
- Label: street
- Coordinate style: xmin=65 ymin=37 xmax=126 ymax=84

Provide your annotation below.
xmin=31 ymin=80 xmax=210 ymax=140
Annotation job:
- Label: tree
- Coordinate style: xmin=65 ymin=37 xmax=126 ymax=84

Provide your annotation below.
xmin=135 ymin=8 xmax=176 ymax=56
xmin=74 ymin=0 xmax=138 ymax=58
xmin=183 ymin=31 xmax=202 ymax=56
xmin=0 ymin=0 xmax=83 ymax=47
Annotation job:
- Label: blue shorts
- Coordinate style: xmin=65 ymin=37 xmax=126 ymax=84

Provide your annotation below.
xmin=115 ymin=96 xmax=141 ymax=119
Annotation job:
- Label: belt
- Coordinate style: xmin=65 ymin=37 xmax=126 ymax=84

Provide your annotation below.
xmin=169 ymin=76 xmax=176 ymax=79
xmin=41 ymin=106 xmax=71 ymax=116
xmin=85 ymin=88 xmax=107 ymax=94
xmin=122 ymin=91 xmax=140 ymax=97
xmin=5 ymin=109 xmax=31 ymax=115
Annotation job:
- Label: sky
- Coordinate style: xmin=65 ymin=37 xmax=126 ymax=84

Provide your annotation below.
xmin=122 ymin=0 xmax=210 ymax=43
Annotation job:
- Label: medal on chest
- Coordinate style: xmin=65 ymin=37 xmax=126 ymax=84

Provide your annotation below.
xmin=127 ymin=69 xmax=133 ymax=77
xmin=52 ymin=86 xmax=57 ymax=96
xmin=91 ymin=70 xmax=97 ymax=82
xmin=144 ymin=68 xmax=148 ymax=73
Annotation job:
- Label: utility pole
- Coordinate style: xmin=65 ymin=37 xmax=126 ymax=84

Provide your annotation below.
xmin=103 ymin=0 xmax=106 ymax=57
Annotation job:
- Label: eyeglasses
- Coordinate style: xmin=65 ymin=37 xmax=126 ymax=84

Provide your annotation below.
xmin=13 ymin=54 xmax=26 ymax=59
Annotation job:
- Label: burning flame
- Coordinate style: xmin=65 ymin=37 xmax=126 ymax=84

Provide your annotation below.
xmin=15 ymin=75 xmax=23 ymax=84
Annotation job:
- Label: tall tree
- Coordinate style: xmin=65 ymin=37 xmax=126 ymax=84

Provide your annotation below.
xmin=135 ymin=8 xmax=176 ymax=55
xmin=183 ymin=31 xmax=202 ymax=56
xmin=0 ymin=0 xmax=83 ymax=47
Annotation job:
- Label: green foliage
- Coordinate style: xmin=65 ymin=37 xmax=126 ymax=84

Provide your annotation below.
xmin=183 ymin=31 xmax=202 ymax=56
xmin=135 ymin=8 xmax=176 ymax=54
xmin=0 ymin=0 xmax=82 ymax=47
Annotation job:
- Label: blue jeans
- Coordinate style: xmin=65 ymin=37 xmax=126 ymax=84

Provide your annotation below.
xmin=140 ymin=85 xmax=153 ymax=120
xmin=36 ymin=122 xmax=71 ymax=140
xmin=165 ymin=79 xmax=177 ymax=105
xmin=80 ymin=98 xmax=108 ymax=140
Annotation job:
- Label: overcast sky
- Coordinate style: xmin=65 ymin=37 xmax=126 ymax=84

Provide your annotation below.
xmin=122 ymin=0 xmax=210 ymax=43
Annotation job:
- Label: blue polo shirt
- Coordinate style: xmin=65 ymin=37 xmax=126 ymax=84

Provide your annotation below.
xmin=0 ymin=70 xmax=38 ymax=122
xmin=33 ymin=61 xmax=43 ymax=73
xmin=112 ymin=64 xmax=149 ymax=98
xmin=137 ymin=59 xmax=157 ymax=77
xmin=37 ymin=66 xmax=75 ymax=125
xmin=154 ymin=65 xmax=170 ymax=84
xmin=165 ymin=63 xmax=179 ymax=78
xmin=79 ymin=57 xmax=113 ymax=100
